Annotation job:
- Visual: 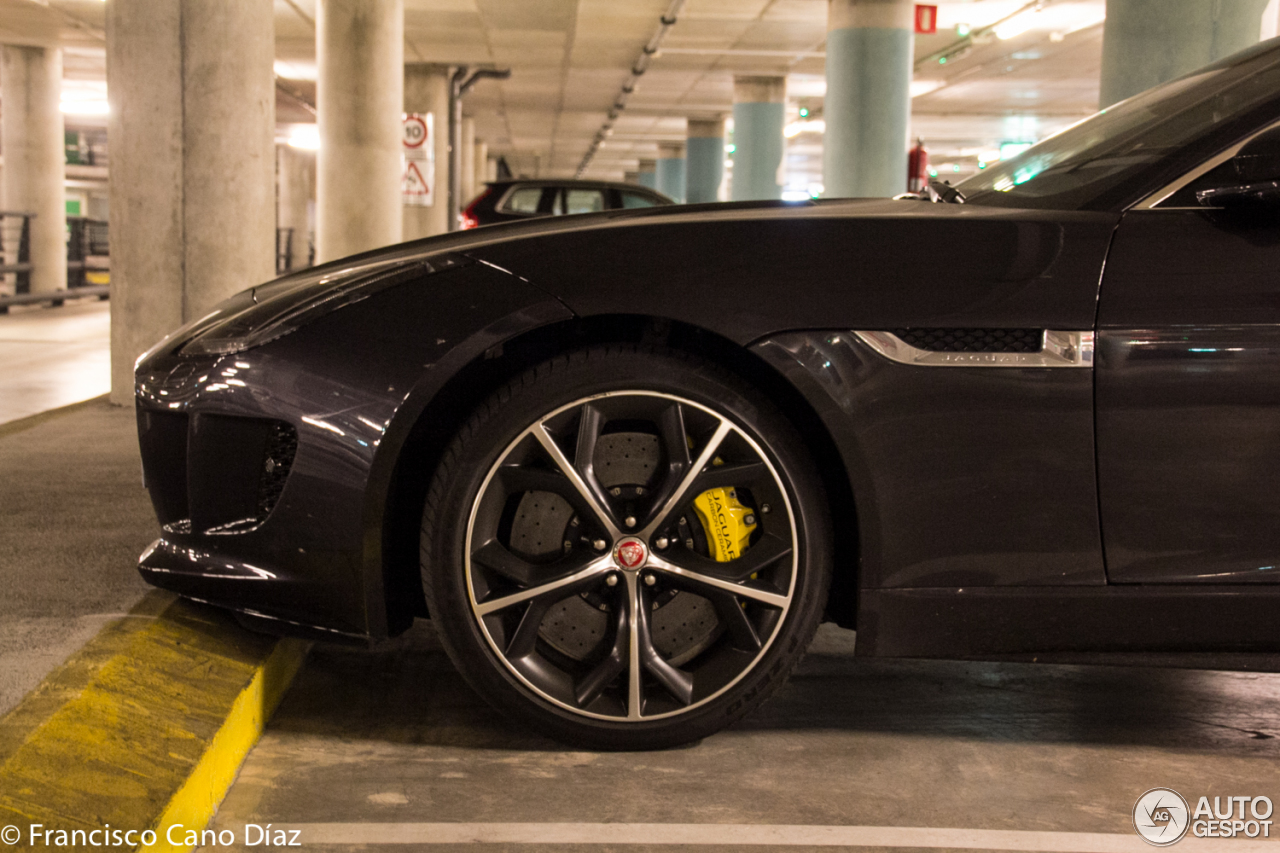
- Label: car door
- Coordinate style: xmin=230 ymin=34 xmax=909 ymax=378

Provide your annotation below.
xmin=1096 ymin=129 xmax=1280 ymax=584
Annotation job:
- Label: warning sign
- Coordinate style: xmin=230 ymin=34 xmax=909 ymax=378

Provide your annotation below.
xmin=402 ymin=113 xmax=434 ymax=206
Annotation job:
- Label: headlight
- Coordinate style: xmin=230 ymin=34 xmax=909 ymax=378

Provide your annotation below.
xmin=179 ymin=253 xmax=468 ymax=357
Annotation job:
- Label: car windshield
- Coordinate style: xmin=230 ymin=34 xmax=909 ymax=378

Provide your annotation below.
xmin=957 ymin=38 xmax=1280 ymax=210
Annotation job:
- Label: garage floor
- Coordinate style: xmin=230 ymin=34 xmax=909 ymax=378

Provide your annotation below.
xmin=0 ymin=299 xmax=111 ymax=425
xmin=206 ymin=620 xmax=1280 ymax=852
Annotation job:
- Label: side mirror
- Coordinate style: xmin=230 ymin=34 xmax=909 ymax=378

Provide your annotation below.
xmin=1197 ymin=125 xmax=1280 ymax=208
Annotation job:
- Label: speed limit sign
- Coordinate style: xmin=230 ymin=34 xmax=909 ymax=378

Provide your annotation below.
xmin=403 ymin=114 xmax=428 ymax=149
xmin=403 ymin=113 xmax=434 ymax=205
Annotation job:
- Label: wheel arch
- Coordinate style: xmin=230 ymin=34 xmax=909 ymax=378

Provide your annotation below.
xmin=378 ymin=313 xmax=859 ymax=637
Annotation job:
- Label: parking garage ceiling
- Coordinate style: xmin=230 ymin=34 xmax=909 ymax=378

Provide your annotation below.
xmin=2 ymin=0 xmax=1126 ymax=183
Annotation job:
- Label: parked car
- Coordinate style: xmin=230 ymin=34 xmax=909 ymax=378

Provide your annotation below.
xmin=461 ymin=179 xmax=674 ymax=229
xmin=137 ymin=36 xmax=1280 ymax=750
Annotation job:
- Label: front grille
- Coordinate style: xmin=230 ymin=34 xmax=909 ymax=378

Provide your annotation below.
xmin=892 ymin=328 xmax=1043 ymax=353
xmin=257 ymin=422 xmax=298 ymax=519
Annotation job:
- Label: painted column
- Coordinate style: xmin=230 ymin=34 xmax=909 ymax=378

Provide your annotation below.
xmin=460 ymin=117 xmax=476 ymax=206
xmin=685 ymin=118 xmax=725 ymax=204
xmin=731 ymin=76 xmax=786 ymax=201
xmin=656 ymin=141 xmax=686 ymax=203
xmin=404 ymin=63 xmax=450 ymax=240
xmin=106 ymin=0 xmax=275 ymax=403
xmin=1100 ymin=0 xmax=1270 ymax=108
xmin=824 ymin=0 xmax=913 ymax=199
xmin=277 ymin=144 xmax=315 ymax=272
xmin=0 ymin=45 xmax=66 ymax=298
xmin=636 ymin=159 xmax=657 ymax=189
xmin=316 ymin=0 xmax=403 ymax=262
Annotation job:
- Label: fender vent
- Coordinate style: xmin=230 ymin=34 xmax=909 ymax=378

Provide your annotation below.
xmin=892 ymin=328 xmax=1043 ymax=353
xmin=257 ymin=422 xmax=298 ymax=518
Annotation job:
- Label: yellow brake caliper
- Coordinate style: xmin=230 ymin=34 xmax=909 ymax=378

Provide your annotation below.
xmin=692 ymin=485 xmax=757 ymax=562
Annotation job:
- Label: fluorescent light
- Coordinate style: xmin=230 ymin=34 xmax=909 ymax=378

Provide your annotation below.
xmin=911 ymin=80 xmax=944 ymax=98
xmin=60 ymin=96 xmax=109 ymax=116
xmin=995 ymin=9 xmax=1039 ymax=40
xmin=274 ymin=60 xmax=318 ymax=82
xmin=287 ymin=125 xmax=320 ymax=151
xmin=784 ymin=119 xmax=825 ymax=138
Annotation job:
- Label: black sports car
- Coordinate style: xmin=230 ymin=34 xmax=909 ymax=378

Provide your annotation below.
xmin=137 ymin=38 xmax=1280 ymax=749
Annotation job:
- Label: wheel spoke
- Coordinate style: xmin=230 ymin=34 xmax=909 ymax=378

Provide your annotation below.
xmin=624 ymin=573 xmax=645 ymax=719
xmin=575 ymin=597 xmax=629 ymax=707
xmin=504 ymin=598 xmax=551 ymax=659
xmin=689 ymin=460 xmax=769 ymax=494
xmin=635 ymin=581 xmax=695 ymax=704
xmin=646 ymin=552 xmax=789 ymax=609
xmin=639 ymin=419 xmax=734 ymax=539
xmin=637 ymin=403 xmax=693 ymax=525
xmin=475 ymin=554 xmax=613 ymax=616
xmin=707 ymin=592 xmax=762 ymax=651
xmin=533 ymin=420 xmax=621 ymax=539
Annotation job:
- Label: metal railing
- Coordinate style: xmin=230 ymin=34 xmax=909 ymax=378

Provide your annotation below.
xmin=0 ymin=212 xmax=34 ymax=295
xmin=0 ymin=212 xmax=112 ymax=313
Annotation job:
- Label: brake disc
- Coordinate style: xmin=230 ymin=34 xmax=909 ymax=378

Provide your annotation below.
xmin=510 ymin=430 xmax=727 ymax=667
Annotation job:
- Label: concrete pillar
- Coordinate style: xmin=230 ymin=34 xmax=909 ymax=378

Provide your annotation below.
xmin=404 ymin=63 xmax=450 ymax=240
xmin=1100 ymin=0 xmax=1270 ymax=108
xmin=316 ymin=0 xmax=403 ymax=262
xmin=731 ymin=76 xmax=786 ymax=201
xmin=656 ymin=142 xmax=686 ymax=203
xmin=636 ymin=159 xmax=657 ymax=189
xmin=473 ymin=139 xmax=488 ymax=197
xmin=460 ymin=117 xmax=476 ymax=205
xmin=485 ymin=156 xmax=498 ymax=182
xmin=1 ymin=45 xmax=66 ymax=297
xmin=106 ymin=0 xmax=275 ymax=403
xmin=824 ymin=0 xmax=913 ymax=199
xmin=277 ymin=145 xmax=315 ymax=272
xmin=686 ymin=118 xmax=725 ymax=204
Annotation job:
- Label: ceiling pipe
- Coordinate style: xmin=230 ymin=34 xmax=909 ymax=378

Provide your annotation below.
xmin=575 ymin=0 xmax=687 ymax=177
xmin=449 ymin=66 xmax=511 ymax=230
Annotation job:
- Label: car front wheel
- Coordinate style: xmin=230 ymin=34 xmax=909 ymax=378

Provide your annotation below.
xmin=420 ymin=346 xmax=832 ymax=749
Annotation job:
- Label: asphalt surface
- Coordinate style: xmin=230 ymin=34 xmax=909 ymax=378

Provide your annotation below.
xmin=0 ymin=397 xmax=156 ymax=714
xmin=206 ymin=620 xmax=1280 ymax=852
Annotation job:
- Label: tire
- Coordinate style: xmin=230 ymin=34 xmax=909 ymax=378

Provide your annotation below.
xmin=421 ymin=345 xmax=832 ymax=749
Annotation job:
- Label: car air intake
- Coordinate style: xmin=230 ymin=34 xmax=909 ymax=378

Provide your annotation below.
xmin=891 ymin=328 xmax=1043 ymax=353
xmin=257 ymin=421 xmax=298 ymax=519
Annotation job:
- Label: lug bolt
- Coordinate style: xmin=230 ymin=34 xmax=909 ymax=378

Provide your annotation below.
xmin=678 ymin=517 xmax=687 ymax=526
xmin=655 ymin=537 xmax=669 ymax=549
xmin=761 ymin=504 xmax=771 ymax=514
xmin=563 ymin=540 xmax=572 ymax=551
xmin=636 ymin=486 xmax=646 ymax=495
xmin=745 ymin=515 xmax=756 ymax=525
xmin=624 ymin=516 xmax=636 ymax=528
xmin=610 ymin=487 xmax=622 ymax=497
xmin=685 ymin=538 xmax=694 ymax=549
xmin=605 ymin=574 xmax=618 ymax=587
xmin=593 ymin=539 xmax=607 ymax=551
xmin=643 ymin=573 xmax=656 ymax=586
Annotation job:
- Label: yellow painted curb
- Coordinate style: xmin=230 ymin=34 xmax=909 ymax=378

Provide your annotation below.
xmin=0 ymin=591 xmax=310 ymax=851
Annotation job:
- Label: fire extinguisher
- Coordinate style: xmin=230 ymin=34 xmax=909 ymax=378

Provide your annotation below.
xmin=907 ymin=138 xmax=929 ymax=194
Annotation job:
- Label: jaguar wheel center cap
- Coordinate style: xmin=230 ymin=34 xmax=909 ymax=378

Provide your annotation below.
xmin=613 ymin=537 xmax=648 ymax=571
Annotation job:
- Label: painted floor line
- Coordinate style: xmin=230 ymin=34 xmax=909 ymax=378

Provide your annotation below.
xmin=284 ymin=823 xmax=1280 ymax=850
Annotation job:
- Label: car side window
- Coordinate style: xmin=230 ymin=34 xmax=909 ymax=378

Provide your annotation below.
xmin=503 ymin=187 xmax=543 ymax=214
xmin=620 ymin=191 xmax=658 ymax=209
xmin=563 ymin=189 xmax=605 ymax=215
